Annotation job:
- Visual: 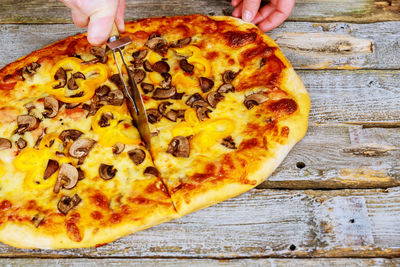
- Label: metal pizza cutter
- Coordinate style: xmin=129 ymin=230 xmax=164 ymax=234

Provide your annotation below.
xmin=106 ymin=24 xmax=151 ymax=149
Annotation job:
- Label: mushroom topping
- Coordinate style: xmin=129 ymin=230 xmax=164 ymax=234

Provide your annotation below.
xmin=73 ymin=72 xmax=85 ymax=80
xmin=99 ymin=163 xmax=117 ymax=180
xmin=53 ymin=67 xmax=67 ymax=89
xmin=169 ymin=37 xmax=191 ymax=48
xmin=107 ymin=90 xmax=124 ymax=106
xmin=112 ymin=143 xmax=125 ymax=155
xmin=0 ymin=138 xmax=11 ymax=150
xmin=146 ymin=109 xmax=162 ymax=124
xmin=199 ymin=77 xmax=214 ymax=93
xmin=132 ymin=49 xmax=148 ymax=59
xmin=53 ymin=163 xmax=79 ymax=193
xmin=16 ymin=115 xmax=40 ymax=134
xmin=167 ymin=136 xmax=190 ymax=158
xmin=222 ymin=70 xmax=239 ymax=83
xmin=207 ymin=91 xmax=224 ymax=108
xmin=179 ymin=59 xmax=194 ymax=73
xmin=21 ymin=62 xmax=41 ymax=80
xmin=16 ymin=137 xmax=27 ymax=149
xmin=143 ymin=60 xmax=153 ymax=72
xmin=110 ymin=74 xmax=123 ymax=90
xmin=185 ymin=93 xmax=204 ymax=107
xmin=57 ymin=194 xmax=81 ymax=215
xmin=221 ymin=136 xmax=237 ymax=149
xmin=42 ymin=95 xmax=59 ymax=118
xmin=43 ymin=159 xmax=59 ymax=180
xmin=95 ymin=85 xmax=110 ymax=98
xmin=196 ymin=107 xmax=212 ymax=121
xmin=164 ymin=109 xmax=185 ymax=122
xmin=67 ymin=72 xmax=85 ymax=90
xmin=65 ymin=103 xmax=80 ymax=109
xmin=191 ymin=99 xmax=209 ymax=109
xmin=152 ymin=61 xmax=170 ymax=74
xmin=59 ymin=129 xmax=83 ymax=144
xmin=128 ymin=149 xmax=146 ymax=165
xmin=32 ymin=214 xmax=45 ymax=228
xmin=77 ymin=167 xmax=85 ymax=180
xmin=131 ymin=69 xmax=146 ymax=84
xmin=152 ymin=86 xmax=177 ymax=100
xmin=98 ymin=112 xmax=113 ymax=127
xmin=160 ymin=73 xmax=172 ymax=88
xmin=145 ymin=36 xmax=168 ymax=55
xmin=158 ymin=101 xmax=173 ymax=115
xmin=143 ymin=166 xmax=160 ymax=177
xmin=244 ymin=92 xmax=269 ymax=110
xmin=90 ymin=46 xmax=108 ymax=63
xmin=141 ymin=83 xmax=154 ymax=94
xmin=69 ymin=138 xmax=96 ymax=158
xmin=171 ymin=92 xmax=185 ymax=100
xmin=24 ymin=102 xmax=36 ymax=113
xmin=217 ymin=83 xmax=235 ymax=94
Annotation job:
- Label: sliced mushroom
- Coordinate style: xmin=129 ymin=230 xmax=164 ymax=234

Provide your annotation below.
xmin=217 ymin=83 xmax=235 ymax=94
xmin=99 ymin=163 xmax=117 ymax=180
xmin=244 ymin=92 xmax=269 ymax=110
xmin=171 ymin=92 xmax=185 ymax=100
xmin=158 ymin=101 xmax=173 ymax=115
xmin=24 ymin=102 xmax=36 ymax=113
xmin=131 ymin=69 xmax=146 ymax=84
xmin=143 ymin=166 xmax=160 ymax=177
xmin=152 ymin=86 xmax=177 ymax=100
xmin=141 ymin=83 xmax=154 ymax=94
xmin=128 ymin=149 xmax=146 ymax=165
xmin=77 ymin=167 xmax=85 ymax=180
xmin=192 ymin=99 xmax=209 ymax=109
xmin=196 ymin=107 xmax=212 ymax=121
xmin=199 ymin=77 xmax=214 ymax=93
xmin=21 ymin=62 xmax=41 ymax=80
xmin=90 ymin=46 xmax=108 ymax=63
xmin=207 ymin=91 xmax=224 ymax=108
xmin=53 ymin=163 xmax=79 ymax=193
xmin=152 ymin=61 xmax=170 ymax=74
xmin=110 ymin=74 xmax=123 ymax=90
xmin=160 ymin=73 xmax=172 ymax=88
xmin=167 ymin=136 xmax=190 ymax=158
xmin=98 ymin=112 xmax=113 ymax=127
xmin=59 ymin=129 xmax=83 ymax=144
xmin=83 ymin=102 xmax=103 ymax=117
xmin=16 ymin=115 xmax=40 ymax=134
xmin=43 ymin=159 xmax=59 ymax=180
xmin=107 ymin=90 xmax=124 ymax=106
xmin=95 ymin=85 xmax=110 ymax=98
xmin=132 ymin=49 xmax=148 ymax=59
xmin=145 ymin=36 xmax=168 ymax=55
xmin=53 ymin=67 xmax=67 ymax=89
xmin=42 ymin=95 xmax=59 ymax=118
xmin=221 ymin=136 xmax=237 ymax=149
xmin=73 ymin=72 xmax=85 ymax=80
xmin=57 ymin=194 xmax=81 ymax=215
xmin=65 ymin=102 xmax=80 ymax=109
xmin=143 ymin=60 xmax=153 ymax=72
xmin=0 ymin=138 xmax=11 ymax=150
xmin=146 ymin=109 xmax=162 ymax=124
xmin=131 ymin=58 xmax=143 ymax=68
xmin=169 ymin=37 xmax=191 ymax=48
xmin=112 ymin=143 xmax=125 ymax=155
xmin=164 ymin=109 xmax=185 ymax=122
xmin=179 ymin=59 xmax=194 ymax=73
xmin=16 ymin=137 xmax=27 ymax=149
xmin=32 ymin=214 xmax=45 ymax=228
xmin=222 ymin=70 xmax=239 ymax=83
xmin=69 ymin=138 xmax=96 ymax=158
xmin=185 ymin=93 xmax=204 ymax=107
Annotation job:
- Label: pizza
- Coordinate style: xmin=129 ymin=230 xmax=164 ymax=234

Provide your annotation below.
xmin=0 ymin=15 xmax=310 ymax=249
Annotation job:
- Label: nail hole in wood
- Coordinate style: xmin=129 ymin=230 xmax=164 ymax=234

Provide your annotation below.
xmin=296 ymin=162 xmax=305 ymax=169
xmin=349 ymin=219 xmax=355 ymax=223
xmin=289 ymin=244 xmax=296 ymax=251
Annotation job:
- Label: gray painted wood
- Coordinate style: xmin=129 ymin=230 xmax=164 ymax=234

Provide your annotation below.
xmin=0 ymin=0 xmax=399 ymax=24
xmin=2 ymin=22 xmax=400 ymax=70
xmin=1 ymin=258 xmax=399 ymax=266
xmin=0 ymin=187 xmax=399 ymax=257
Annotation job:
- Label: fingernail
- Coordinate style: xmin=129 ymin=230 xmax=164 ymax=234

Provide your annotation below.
xmin=243 ymin=10 xmax=253 ymax=22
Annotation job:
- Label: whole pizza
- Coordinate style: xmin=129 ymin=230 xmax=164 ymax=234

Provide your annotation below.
xmin=0 ymin=15 xmax=310 ymax=249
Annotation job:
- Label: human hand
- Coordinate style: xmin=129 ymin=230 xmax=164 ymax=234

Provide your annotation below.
xmin=60 ymin=0 xmax=126 ymax=45
xmin=231 ymin=0 xmax=295 ymax=32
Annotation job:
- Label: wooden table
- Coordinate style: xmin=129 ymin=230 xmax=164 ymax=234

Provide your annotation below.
xmin=0 ymin=0 xmax=400 ymax=265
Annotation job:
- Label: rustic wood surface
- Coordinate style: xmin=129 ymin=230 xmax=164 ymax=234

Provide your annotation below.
xmin=0 ymin=0 xmax=399 ymax=264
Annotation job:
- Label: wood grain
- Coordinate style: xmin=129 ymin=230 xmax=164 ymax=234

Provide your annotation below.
xmin=261 ymin=124 xmax=400 ymax=189
xmin=0 ymin=258 xmax=399 ymax=266
xmin=0 ymin=0 xmax=399 ymax=24
xmin=2 ymin=22 xmax=400 ymax=70
xmin=0 ymin=187 xmax=398 ymax=258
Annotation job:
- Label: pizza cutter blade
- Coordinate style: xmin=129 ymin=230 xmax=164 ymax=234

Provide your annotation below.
xmin=107 ymin=24 xmax=151 ymax=149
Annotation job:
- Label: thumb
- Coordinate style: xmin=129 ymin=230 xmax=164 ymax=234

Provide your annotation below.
xmin=86 ymin=2 xmax=119 ymax=45
xmin=242 ymin=0 xmax=261 ymax=22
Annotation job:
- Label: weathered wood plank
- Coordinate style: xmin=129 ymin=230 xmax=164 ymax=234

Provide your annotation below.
xmin=260 ymin=124 xmax=400 ymax=189
xmin=0 ymin=0 xmax=399 ymax=24
xmin=1 ymin=258 xmax=399 ymax=266
xmin=0 ymin=187 xmax=398 ymax=257
xmin=2 ymin=22 xmax=400 ymax=70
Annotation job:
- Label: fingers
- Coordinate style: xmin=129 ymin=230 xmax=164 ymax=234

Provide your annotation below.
xmin=252 ymin=4 xmax=275 ymax=25
xmin=258 ymin=10 xmax=287 ymax=32
xmin=241 ymin=0 xmax=261 ymax=22
xmin=71 ymin=9 xmax=89 ymax=28
xmin=115 ymin=0 xmax=126 ymax=32
xmin=232 ymin=2 xmax=243 ymax=17
xmin=87 ymin=11 xmax=116 ymax=46
xmin=231 ymin=0 xmax=242 ymax=7
xmin=256 ymin=0 xmax=295 ymax=32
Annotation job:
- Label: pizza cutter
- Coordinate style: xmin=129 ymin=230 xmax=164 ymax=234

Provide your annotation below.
xmin=107 ymin=24 xmax=151 ymax=149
